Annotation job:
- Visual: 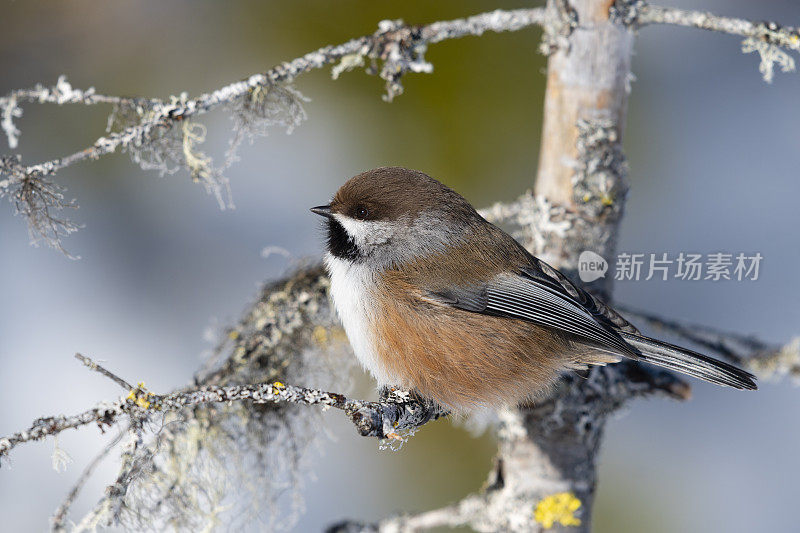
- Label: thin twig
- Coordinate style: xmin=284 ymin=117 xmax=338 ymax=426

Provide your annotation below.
xmin=636 ymin=3 xmax=800 ymax=49
xmin=610 ymin=2 xmax=799 ymax=83
xmin=75 ymin=353 xmax=133 ymax=391
xmin=51 ymin=427 xmax=128 ymax=532
xmin=328 ymin=495 xmax=483 ymax=532
xmin=105 ymin=423 xmax=145 ymax=525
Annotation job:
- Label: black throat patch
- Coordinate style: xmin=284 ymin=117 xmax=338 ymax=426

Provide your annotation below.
xmin=326 ymin=218 xmax=361 ymax=261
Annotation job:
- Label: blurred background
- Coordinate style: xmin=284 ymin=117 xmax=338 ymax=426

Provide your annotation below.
xmin=1 ymin=1 xmax=798 ymax=531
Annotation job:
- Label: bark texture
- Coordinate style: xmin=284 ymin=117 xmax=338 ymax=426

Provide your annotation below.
xmin=498 ymin=2 xmax=636 ymax=528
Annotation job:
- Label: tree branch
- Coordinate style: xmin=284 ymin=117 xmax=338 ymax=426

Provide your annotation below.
xmin=0 ymin=355 xmax=447 ymax=461
xmin=615 ymin=1 xmax=800 ymax=83
xmin=635 ymin=3 xmax=800 ymax=49
xmin=0 ymin=7 xmax=546 ymax=185
xmin=0 ymin=7 xmax=548 ymax=255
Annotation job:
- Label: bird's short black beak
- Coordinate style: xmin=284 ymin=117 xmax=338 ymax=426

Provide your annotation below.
xmin=310 ymin=205 xmax=333 ymax=219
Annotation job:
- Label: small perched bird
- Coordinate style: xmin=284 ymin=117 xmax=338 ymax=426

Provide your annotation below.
xmin=312 ymin=167 xmax=756 ymax=410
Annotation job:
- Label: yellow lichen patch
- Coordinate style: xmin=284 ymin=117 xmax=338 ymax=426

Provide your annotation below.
xmin=534 ymin=492 xmax=582 ymax=529
xmin=228 ymin=330 xmax=240 ymax=340
xmin=126 ymin=382 xmax=155 ymax=410
xmin=272 ymin=382 xmax=286 ymax=395
xmin=601 ymin=195 xmax=614 ymax=206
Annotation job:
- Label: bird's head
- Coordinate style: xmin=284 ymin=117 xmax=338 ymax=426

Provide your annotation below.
xmin=311 ymin=167 xmax=478 ymax=267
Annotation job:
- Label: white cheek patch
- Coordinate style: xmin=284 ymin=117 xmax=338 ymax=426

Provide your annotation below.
xmin=335 ymin=215 xmax=394 ymax=251
xmin=333 ymin=211 xmax=464 ymax=268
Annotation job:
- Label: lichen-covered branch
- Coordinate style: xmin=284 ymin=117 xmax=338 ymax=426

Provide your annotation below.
xmin=615 ymin=1 xmax=800 ymax=82
xmin=634 ymin=3 xmax=800 ymax=49
xmin=0 ymin=263 xmax=445 ymax=531
xmin=0 ymin=76 xmax=159 ymax=150
xmin=0 ymin=7 xmax=546 ymax=254
xmin=0 ymin=358 xmax=445 ymax=461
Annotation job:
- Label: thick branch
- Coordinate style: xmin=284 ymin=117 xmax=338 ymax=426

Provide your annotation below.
xmin=535 ymin=0 xmax=632 ymax=211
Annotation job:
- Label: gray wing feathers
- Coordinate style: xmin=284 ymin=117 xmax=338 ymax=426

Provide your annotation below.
xmin=428 ymin=273 xmax=636 ymax=357
xmin=486 ymin=274 xmax=636 ymax=355
xmin=522 ymin=260 xmax=640 ymax=334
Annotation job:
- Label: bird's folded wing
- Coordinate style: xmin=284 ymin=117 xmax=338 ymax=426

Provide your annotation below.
xmin=426 ymin=267 xmax=637 ymax=357
xmin=521 ymin=257 xmax=639 ymax=334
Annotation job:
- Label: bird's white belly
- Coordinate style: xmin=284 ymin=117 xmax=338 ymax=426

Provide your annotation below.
xmin=324 ymin=254 xmax=394 ymax=385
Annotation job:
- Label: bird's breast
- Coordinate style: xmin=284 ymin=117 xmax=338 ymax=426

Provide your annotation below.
xmin=324 ymin=254 xmax=394 ymax=385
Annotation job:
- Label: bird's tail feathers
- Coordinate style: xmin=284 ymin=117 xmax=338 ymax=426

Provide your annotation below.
xmin=620 ymin=332 xmax=757 ymax=390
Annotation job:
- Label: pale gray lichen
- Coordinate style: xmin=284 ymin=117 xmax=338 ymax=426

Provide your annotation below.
xmin=108 ymin=94 xmax=234 ymax=210
xmin=364 ymin=20 xmax=433 ymax=102
xmin=539 ymin=0 xmax=578 ymax=55
xmin=609 ymin=0 xmax=647 ymax=28
xmin=5 ymin=172 xmax=81 ymax=258
xmin=742 ymin=36 xmax=796 ymax=83
xmin=572 ymin=116 xmax=628 ymax=218
xmin=331 ymin=53 xmax=366 ymax=80
xmin=225 ymin=83 xmax=309 ymax=169
xmin=1 ymin=95 xmax=22 ymax=149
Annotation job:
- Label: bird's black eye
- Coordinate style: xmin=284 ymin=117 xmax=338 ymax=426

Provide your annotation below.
xmin=354 ymin=205 xmax=369 ymax=220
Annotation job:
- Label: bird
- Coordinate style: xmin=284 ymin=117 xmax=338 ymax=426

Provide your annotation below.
xmin=311 ymin=167 xmax=757 ymax=410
